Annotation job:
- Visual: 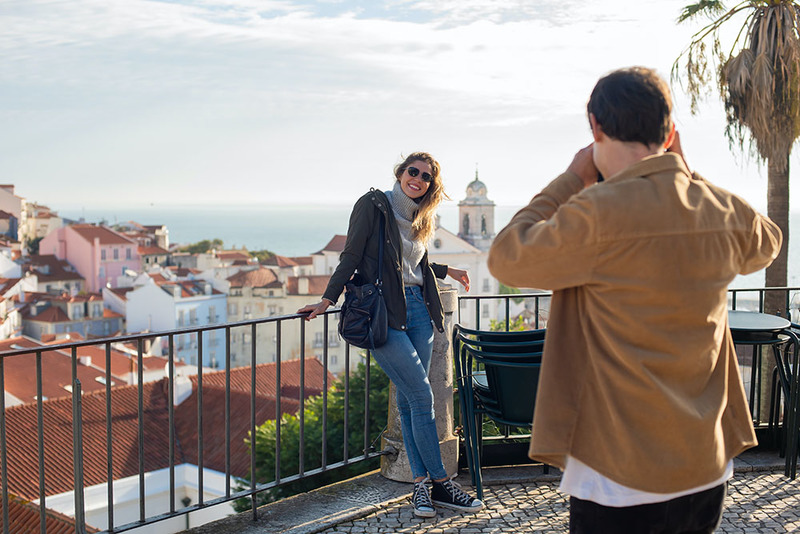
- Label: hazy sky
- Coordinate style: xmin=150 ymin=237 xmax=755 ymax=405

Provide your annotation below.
xmin=3 ymin=0 xmax=799 ymax=211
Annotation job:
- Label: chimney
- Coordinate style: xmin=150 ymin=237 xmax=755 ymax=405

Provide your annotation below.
xmin=172 ymin=285 xmax=181 ymax=299
xmin=204 ymin=282 xmax=211 ymax=295
xmin=298 ymin=277 xmax=309 ymax=295
xmin=173 ymin=375 xmax=193 ymax=406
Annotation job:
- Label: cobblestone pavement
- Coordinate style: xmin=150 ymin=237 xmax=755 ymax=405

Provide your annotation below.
xmin=320 ymin=471 xmax=800 ymax=533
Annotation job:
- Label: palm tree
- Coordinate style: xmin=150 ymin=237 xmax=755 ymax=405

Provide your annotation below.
xmin=673 ymin=0 xmax=800 ymax=315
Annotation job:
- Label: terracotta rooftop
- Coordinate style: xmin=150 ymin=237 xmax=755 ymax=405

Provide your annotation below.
xmin=22 ymin=255 xmax=84 ymax=283
xmin=69 ymin=224 xmax=136 ymax=246
xmin=316 ymin=235 xmax=347 ymax=254
xmin=158 ymin=281 xmax=223 ymax=298
xmin=217 ymin=250 xmax=252 ymax=262
xmin=0 ymin=359 xmax=331 ymax=501
xmin=138 ymin=245 xmax=169 ymax=256
xmin=0 ymin=337 xmax=109 ymax=404
xmin=0 ymin=493 xmax=99 ymax=534
xmin=261 ymin=255 xmax=298 ymax=268
xmin=227 ymin=267 xmax=282 ymax=289
xmin=1 ymin=380 xmax=173 ymax=501
xmin=108 ymin=287 xmax=134 ymax=300
xmin=290 ymin=256 xmax=313 ymax=266
xmin=286 ymin=275 xmax=332 ymax=296
xmin=23 ymin=305 xmax=70 ymax=323
xmin=191 ymin=357 xmax=334 ymax=401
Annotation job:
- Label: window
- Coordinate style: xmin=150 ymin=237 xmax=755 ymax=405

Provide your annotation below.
xmin=189 ymin=309 xmax=197 ymax=325
xmin=178 ymin=310 xmax=185 ymax=327
xmin=483 ymin=278 xmax=490 ymax=292
xmin=268 ymin=305 xmax=277 ymax=316
xmin=228 ymin=303 xmax=238 ymax=315
xmin=113 ymin=248 xmax=119 ymax=260
xmin=126 ymin=248 xmax=132 ymax=260
xmin=208 ymin=305 xmax=216 ymax=323
xmin=101 ymin=249 xmax=106 ymax=260
xmin=93 ymin=304 xmax=102 ymax=317
xmin=331 ymin=355 xmax=338 ymax=366
xmin=72 ymin=305 xmax=83 ymax=319
xmin=482 ymin=304 xmax=490 ymax=318
xmin=314 ymin=332 xmax=324 ymax=348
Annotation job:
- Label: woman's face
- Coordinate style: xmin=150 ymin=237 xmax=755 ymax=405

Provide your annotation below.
xmin=399 ymin=160 xmax=433 ymax=200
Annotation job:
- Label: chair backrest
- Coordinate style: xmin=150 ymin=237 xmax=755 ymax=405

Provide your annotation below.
xmin=470 ymin=348 xmax=541 ymax=427
xmin=454 ymin=325 xmax=544 ymax=428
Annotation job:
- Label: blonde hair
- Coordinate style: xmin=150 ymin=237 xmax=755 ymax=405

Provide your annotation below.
xmin=394 ymin=152 xmax=449 ymax=244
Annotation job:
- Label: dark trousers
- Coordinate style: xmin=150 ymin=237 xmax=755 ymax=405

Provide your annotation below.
xmin=569 ymin=482 xmax=727 ymax=534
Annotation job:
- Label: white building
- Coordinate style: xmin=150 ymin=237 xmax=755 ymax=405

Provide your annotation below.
xmin=121 ymin=276 xmax=228 ymax=368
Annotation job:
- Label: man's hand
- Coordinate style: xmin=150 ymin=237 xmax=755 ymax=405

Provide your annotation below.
xmin=567 ymin=144 xmax=600 ymax=188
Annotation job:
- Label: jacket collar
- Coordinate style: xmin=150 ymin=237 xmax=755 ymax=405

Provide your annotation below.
xmin=604 ymin=152 xmax=691 ymax=184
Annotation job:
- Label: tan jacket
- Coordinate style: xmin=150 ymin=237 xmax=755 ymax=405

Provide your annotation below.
xmin=488 ymin=153 xmax=782 ymax=492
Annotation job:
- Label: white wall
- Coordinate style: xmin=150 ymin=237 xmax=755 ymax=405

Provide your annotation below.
xmin=40 ymin=464 xmax=236 ymax=534
xmin=126 ymin=283 xmax=175 ymax=333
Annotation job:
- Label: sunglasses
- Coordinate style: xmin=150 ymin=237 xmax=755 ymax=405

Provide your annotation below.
xmin=407 ymin=166 xmax=433 ymax=183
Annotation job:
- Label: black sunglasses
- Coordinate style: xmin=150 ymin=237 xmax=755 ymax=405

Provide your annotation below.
xmin=407 ymin=166 xmax=433 ymax=183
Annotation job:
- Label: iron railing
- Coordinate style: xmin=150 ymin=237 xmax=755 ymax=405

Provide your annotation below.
xmin=460 ymin=287 xmax=800 ymax=331
xmin=0 ymin=309 xmax=382 ymax=534
xmin=3 ymin=286 xmax=800 ymax=533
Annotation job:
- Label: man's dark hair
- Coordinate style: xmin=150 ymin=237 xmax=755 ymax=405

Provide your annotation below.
xmin=587 ymin=67 xmax=672 ymax=146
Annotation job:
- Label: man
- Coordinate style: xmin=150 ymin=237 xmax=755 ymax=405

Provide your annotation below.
xmin=488 ymin=67 xmax=782 ymax=533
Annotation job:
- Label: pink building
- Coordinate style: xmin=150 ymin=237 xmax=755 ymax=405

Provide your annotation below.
xmin=40 ymin=224 xmax=140 ymax=292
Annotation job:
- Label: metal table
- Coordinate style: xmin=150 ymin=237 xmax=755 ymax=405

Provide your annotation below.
xmin=728 ymin=310 xmax=799 ymax=478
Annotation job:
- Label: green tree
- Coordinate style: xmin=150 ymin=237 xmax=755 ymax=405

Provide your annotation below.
xmin=488 ymin=315 xmax=527 ymax=332
xmin=498 ymin=283 xmax=524 ymax=305
xmin=234 ymin=357 xmax=390 ymax=510
xmin=178 ymin=238 xmax=225 ymax=254
xmin=26 ymin=236 xmax=43 ymax=256
xmin=673 ymin=1 xmax=800 ymax=313
xmin=250 ymin=250 xmax=276 ymax=263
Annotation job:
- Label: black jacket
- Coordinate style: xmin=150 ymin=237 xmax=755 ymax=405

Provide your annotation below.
xmin=322 ymin=189 xmax=448 ymax=333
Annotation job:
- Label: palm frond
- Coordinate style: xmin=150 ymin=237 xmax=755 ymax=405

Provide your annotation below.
xmin=677 ymin=0 xmax=727 ymax=23
xmin=673 ymin=0 xmax=800 ymax=170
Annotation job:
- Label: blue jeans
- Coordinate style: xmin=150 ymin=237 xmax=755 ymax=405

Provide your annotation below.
xmin=370 ymin=286 xmax=447 ymax=481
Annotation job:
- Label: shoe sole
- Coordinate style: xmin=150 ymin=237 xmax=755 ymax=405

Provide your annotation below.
xmin=414 ymin=508 xmax=437 ymax=518
xmin=431 ymin=500 xmax=484 ymax=513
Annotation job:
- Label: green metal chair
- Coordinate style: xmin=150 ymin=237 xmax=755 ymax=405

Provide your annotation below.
xmin=453 ymin=325 xmax=545 ymax=498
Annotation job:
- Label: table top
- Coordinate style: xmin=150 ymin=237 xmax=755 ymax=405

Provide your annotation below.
xmin=728 ymin=310 xmax=791 ymax=333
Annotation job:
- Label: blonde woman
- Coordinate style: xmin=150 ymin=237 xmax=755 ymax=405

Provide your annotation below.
xmin=299 ymin=152 xmax=482 ymax=518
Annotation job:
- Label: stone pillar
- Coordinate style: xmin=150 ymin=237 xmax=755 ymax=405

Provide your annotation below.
xmin=380 ymin=286 xmax=459 ymax=482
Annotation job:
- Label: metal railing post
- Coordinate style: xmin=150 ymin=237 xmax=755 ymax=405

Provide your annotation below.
xmin=72 ymin=378 xmax=86 ymax=534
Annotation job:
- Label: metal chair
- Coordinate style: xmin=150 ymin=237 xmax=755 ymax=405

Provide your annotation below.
xmin=453 ymin=325 xmax=545 ymax=498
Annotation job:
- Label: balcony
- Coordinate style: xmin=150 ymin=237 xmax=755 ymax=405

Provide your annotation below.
xmin=1 ymin=287 xmax=800 ymax=533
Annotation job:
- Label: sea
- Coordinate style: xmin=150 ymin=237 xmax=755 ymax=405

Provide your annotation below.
xmin=59 ymin=203 xmax=800 ymax=291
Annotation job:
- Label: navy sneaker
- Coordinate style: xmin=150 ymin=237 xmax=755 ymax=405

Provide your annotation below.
xmin=411 ymin=477 xmax=436 ymax=518
xmin=431 ymin=476 xmax=484 ymax=513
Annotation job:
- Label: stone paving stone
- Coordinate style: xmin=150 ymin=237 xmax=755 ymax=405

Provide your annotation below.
xmin=320 ymin=470 xmax=800 ymax=533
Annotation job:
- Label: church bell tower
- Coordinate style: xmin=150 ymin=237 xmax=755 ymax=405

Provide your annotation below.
xmin=458 ymin=169 xmax=495 ymax=252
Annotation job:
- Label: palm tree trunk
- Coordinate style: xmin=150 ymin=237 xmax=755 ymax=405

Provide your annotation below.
xmin=764 ymin=154 xmax=790 ymax=316
xmin=759 ymin=155 xmax=790 ymax=425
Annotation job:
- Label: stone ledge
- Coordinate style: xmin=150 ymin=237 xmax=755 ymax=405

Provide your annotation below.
xmin=181 ymin=470 xmax=410 ymax=534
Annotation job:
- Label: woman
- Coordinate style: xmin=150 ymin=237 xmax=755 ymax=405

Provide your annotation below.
xmin=298 ymin=152 xmax=483 ymax=518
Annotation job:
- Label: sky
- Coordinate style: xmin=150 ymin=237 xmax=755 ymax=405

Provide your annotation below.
xmin=2 ymin=0 xmax=799 ymax=212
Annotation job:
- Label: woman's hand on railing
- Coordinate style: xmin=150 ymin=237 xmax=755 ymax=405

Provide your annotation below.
xmin=297 ymin=299 xmax=333 ymax=320
xmin=447 ymin=267 xmax=470 ymax=291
